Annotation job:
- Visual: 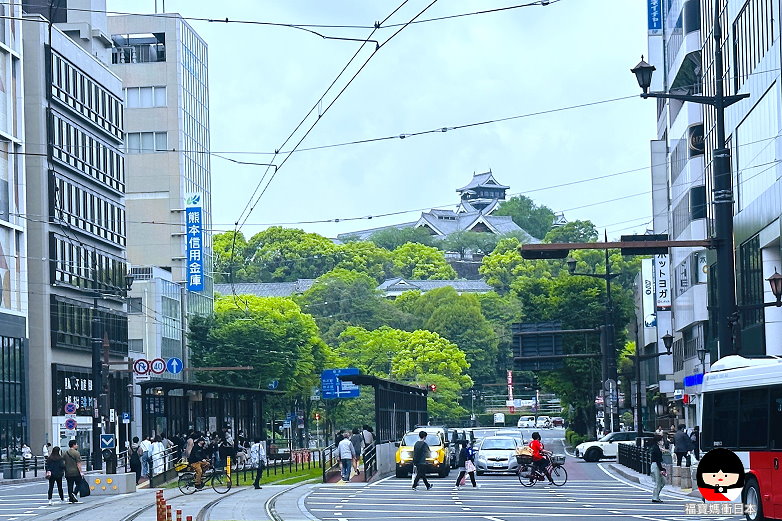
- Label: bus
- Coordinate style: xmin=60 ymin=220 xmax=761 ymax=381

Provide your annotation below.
xmin=700 ymin=355 xmax=782 ymax=521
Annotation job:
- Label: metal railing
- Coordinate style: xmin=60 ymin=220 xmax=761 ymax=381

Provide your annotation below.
xmin=617 ymin=443 xmax=651 ymax=475
xmin=229 ymin=448 xmax=321 ymax=486
xmin=321 ymin=443 xmax=341 ymax=483
xmin=149 ymin=446 xmax=181 ymax=487
xmin=0 ymin=456 xmax=47 ymax=480
xmin=362 ymin=443 xmax=377 ymax=482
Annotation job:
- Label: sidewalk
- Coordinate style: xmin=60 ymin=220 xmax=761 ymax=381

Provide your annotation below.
xmin=604 ymin=462 xmax=703 ymax=499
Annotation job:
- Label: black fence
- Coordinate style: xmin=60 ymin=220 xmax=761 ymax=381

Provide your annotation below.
xmin=362 ymin=443 xmax=377 ymax=482
xmin=617 ymin=443 xmax=651 ymax=475
xmin=228 ymin=448 xmax=320 ymax=486
xmin=0 ymin=456 xmax=46 ymax=480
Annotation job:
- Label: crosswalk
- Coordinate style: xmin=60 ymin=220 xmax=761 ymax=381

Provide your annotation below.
xmin=304 ymin=474 xmax=742 ymax=521
xmin=0 ymin=482 xmax=71 ymax=520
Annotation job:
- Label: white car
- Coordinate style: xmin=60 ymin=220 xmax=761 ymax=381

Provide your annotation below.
xmin=517 ymin=416 xmax=535 ymax=428
xmin=535 ymin=416 xmax=551 ymax=428
xmin=574 ymin=431 xmax=641 ymax=462
xmin=475 ymin=436 xmax=521 ymax=474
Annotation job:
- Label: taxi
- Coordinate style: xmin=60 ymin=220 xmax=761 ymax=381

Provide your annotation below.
xmin=395 ymin=430 xmax=450 ymax=478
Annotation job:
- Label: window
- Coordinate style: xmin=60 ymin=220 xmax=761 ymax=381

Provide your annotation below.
xmin=128 ymin=339 xmax=143 ymax=353
xmin=739 ymin=235 xmax=763 ymax=327
xmin=733 ymin=0 xmax=776 ymax=91
xmin=739 ymin=388 xmax=768 ymax=448
xmin=124 ymin=86 xmax=166 ymax=108
xmin=710 ymin=391 xmax=738 ymax=448
xmin=125 ymin=132 xmax=168 ymax=154
xmin=771 ymin=386 xmax=782 ymax=450
xmin=128 ymin=298 xmax=143 ymax=314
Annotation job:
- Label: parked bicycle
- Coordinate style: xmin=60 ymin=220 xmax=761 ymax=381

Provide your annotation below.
xmin=177 ymin=465 xmax=232 ymax=494
xmin=516 ymin=453 xmax=567 ymax=487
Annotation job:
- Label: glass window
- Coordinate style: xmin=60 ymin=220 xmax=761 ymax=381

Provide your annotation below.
xmin=771 ymin=386 xmax=782 ymax=450
xmin=711 ymin=391 xmax=739 ymax=448
xmin=155 ymin=132 xmax=167 ymax=151
xmin=140 ymin=86 xmax=153 ymax=107
xmin=739 ymin=388 xmax=769 ymax=448
xmin=126 ymin=87 xmax=140 ymax=108
xmin=140 ymin=132 xmax=154 ymax=153
xmin=154 ymin=86 xmax=166 ymax=106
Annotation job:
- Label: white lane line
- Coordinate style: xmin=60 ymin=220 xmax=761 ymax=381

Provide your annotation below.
xmin=484 ymin=517 xmax=505 ymax=521
xmin=338 ymin=518 xmax=349 ymax=521
xmin=632 ymin=515 xmax=668 ymax=521
xmin=596 ymin=463 xmax=692 ymax=500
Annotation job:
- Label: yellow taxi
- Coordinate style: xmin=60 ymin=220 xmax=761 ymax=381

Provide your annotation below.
xmin=395 ymin=429 xmax=450 ymax=478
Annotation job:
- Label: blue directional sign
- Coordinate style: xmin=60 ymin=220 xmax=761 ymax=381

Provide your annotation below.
xmin=267 ymin=380 xmax=279 ymax=390
xmin=100 ymin=434 xmax=116 ymax=450
xmin=166 ymin=357 xmax=184 ymax=374
xmin=321 ymin=368 xmax=360 ymax=399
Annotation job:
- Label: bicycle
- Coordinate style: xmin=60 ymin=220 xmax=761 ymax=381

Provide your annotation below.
xmin=516 ymin=454 xmax=567 ymax=487
xmin=177 ymin=465 xmax=233 ymax=495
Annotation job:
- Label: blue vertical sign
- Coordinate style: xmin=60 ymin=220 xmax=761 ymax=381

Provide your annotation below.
xmin=185 ymin=193 xmax=204 ymax=291
xmin=647 ymin=0 xmax=662 ymax=34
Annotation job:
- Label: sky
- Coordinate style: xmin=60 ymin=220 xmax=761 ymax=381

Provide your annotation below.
xmin=106 ymin=0 xmax=657 ymax=241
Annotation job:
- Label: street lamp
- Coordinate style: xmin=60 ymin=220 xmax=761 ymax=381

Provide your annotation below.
xmin=767 ymin=270 xmax=782 ymax=306
xmin=91 ymin=271 xmax=134 ymax=471
xmin=631 ymin=329 xmax=672 ymax=445
xmin=565 ymin=234 xmax=622 ymax=432
xmin=631 ymin=1 xmax=751 ymax=360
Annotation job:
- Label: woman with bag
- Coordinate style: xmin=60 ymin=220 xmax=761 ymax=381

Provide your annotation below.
xmin=45 ymin=446 xmax=65 ymax=505
xmin=129 ymin=436 xmax=142 ymax=484
xmin=63 ymin=440 xmax=83 ymax=504
xmin=453 ymin=440 xmax=478 ymax=489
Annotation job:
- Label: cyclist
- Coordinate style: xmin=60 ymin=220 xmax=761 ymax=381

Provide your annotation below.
xmin=529 ymin=432 xmax=555 ymax=485
xmin=188 ymin=437 xmax=211 ymax=489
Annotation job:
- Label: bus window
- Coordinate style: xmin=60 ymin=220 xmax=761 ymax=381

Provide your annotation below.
xmin=771 ymin=387 xmax=782 ymax=450
xmin=739 ymin=388 xmax=768 ymax=448
xmin=712 ymin=391 xmax=739 ymax=448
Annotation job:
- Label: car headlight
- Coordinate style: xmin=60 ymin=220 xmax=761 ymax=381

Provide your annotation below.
xmin=429 ymin=450 xmax=439 ymax=458
xmin=477 ymin=455 xmax=487 ymax=462
xmin=400 ymin=450 xmax=413 ymax=460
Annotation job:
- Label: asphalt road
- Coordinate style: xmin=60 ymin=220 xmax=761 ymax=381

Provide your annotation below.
xmin=303 ymin=429 xmax=740 ymax=521
xmin=0 ymin=479 xmax=78 ymax=520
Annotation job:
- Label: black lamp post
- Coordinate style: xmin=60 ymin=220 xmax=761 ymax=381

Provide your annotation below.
xmin=631 ymin=330 xmax=673 ymax=445
xmin=566 ymin=233 xmax=622 ymax=432
xmin=631 ymin=1 xmax=750 ymax=360
xmin=90 ymin=271 xmax=134 ymax=471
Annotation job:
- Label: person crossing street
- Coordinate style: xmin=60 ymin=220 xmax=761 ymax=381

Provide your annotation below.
xmin=411 ymin=431 xmax=433 ymax=491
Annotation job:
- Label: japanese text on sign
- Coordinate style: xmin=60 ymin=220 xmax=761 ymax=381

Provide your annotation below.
xmin=654 ymin=254 xmax=671 ymax=310
xmin=647 ymin=0 xmax=662 ymax=34
xmin=185 ymin=193 xmax=204 ymax=291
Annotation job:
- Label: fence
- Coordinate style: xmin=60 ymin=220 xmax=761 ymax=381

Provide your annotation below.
xmin=321 ymin=443 xmax=341 ymax=483
xmin=0 ymin=456 xmax=46 ymax=480
xmin=361 ymin=443 xmax=377 ymax=482
xmin=617 ymin=443 xmax=651 ymax=475
xmin=229 ymin=448 xmax=321 ymax=486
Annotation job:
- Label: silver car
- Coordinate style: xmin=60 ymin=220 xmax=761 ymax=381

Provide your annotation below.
xmin=475 ymin=436 xmax=520 ymax=474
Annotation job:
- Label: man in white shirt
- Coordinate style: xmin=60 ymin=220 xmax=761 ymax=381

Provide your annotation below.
xmin=338 ymin=431 xmax=356 ymax=482
xmin=138 ymin=436 xmax=153 ymax=478
xmin=249 ymin=437 xmax=268 ymax=489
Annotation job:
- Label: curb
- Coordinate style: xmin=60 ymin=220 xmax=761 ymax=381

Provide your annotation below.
xmin=607 ymin=463 xmax=640 ymax=484
xmin=606 ymin=464 xmax=702 ymax=499
xmin=266 ymin=479 xmax=320 ymax=521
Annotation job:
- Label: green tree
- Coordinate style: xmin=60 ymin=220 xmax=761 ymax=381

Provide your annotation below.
xmin=476 ymin=292 xmax=523 ymax=374
xmin=479 ymin=237 xmax=557 ymax=293
xmin=189 ymin=295 xmax=329 ymax=396
xmin=368 ymin=227 xmax=435 ymax=250
xmin=244 ymin=227 xmax=340 ymax=282
xmin=212 ymin=231 xmax=250 ymax=284
xmin=493 ymin=195 xmax=556 ymax=240
xmin=334 ymin=326 xmax=472 ymax=421
xmin=543 ymin=220 xmax=599 ymax=243
xmin=437 ymin=231 xmax=499 ymax=259
xmin=335 ymin=241 xmax=395 ymax=282
xmin=391 ymin=243 xmax=458 ymax=280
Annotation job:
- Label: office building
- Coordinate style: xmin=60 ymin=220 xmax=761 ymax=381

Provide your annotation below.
xmin=22 ymin=3 xmax=129 ymax=453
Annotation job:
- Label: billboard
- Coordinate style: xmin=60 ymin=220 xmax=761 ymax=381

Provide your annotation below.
xmin=185 ymin=193 xmax=204 ymax=292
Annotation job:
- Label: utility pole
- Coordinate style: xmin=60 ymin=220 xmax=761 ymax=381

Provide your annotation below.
xmin=91 ymin=295 xmax=103 ymax=471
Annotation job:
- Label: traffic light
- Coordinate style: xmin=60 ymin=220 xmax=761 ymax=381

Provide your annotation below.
xmin=314 ymin=413 xmax=321 ymax=421
xmin=428 ymin=384 xmax=437 ymax=392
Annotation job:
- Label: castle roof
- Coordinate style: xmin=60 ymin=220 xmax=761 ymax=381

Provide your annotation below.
xmin=456 ymin=171 xmax=510 ymax=192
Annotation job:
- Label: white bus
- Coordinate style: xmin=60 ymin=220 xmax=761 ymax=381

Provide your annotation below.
xmin=700 ymin=355 xmax=782 ymax=521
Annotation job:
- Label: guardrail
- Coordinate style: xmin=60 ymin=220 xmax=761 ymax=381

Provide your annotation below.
xmin=149 ymin=446 xmax=182 ymax=487
xmin=229 ymin=448 xmax=321 ymax=486
xmin=617 ymin=443 xmax=651 ymax=475
xmin=362 ymin=443 xmax=377 ymax=482
xmin=0 ymin=456 xmax=46 ymax=480
xmin=321 ymin=443 xmax=341 ymax=483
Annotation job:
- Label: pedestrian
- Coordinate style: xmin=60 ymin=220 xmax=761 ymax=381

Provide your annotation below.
xmin=184 ymin=430 xmax=196 ymax=459
xmin=249 ymin=436 xmax=267 ymax=489
xmin=453 ymin=440 xmax=478 ymax=489
xmin=21 ymin=443 xmax=32 ymax=460
xmin=150 ymin=436 xmax=166 ymax=476
xmin=337 ymin=431 xmax=355 ymax=482
xmin=42 ymin=442 xmax=51 ymax=458
xmin=63 ymin=440 xmax=82 ymax=504
xmin=138 ymin=435 xmax=152 ymax=478
xmin=361 ymin=425 xmax=375 ymax=447
xmin=650 ymin=434 xmax=667 ymax=503
xmin=411 ymin=430 xmax=433 ymax=491
xmin=690 ymin=426 xmax=700 ymax=461
xmin=45 ymin=446 xmax=65 ymax=505
xmin=350 ymin=428 xmax=363 ymax=476
xmin=673 ymin=424 xmax=691 ymax=466
xmin=655 ymin=425 xmax=664 ymax=436
xmin=129 ymin=436 xmax=142 ymax=484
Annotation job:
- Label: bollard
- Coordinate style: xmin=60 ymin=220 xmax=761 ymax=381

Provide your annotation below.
xmin=176 ymin=510 xmax=182 ymax=521
xmin=166 ymin=504 xmax=173 ymax=521
xmin=187 ymin=517 xmax=193 ymax=521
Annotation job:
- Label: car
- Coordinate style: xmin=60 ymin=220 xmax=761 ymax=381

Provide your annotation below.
xmin=414 ymin=426 xmax=458 ymax=469
xmin=493 ymin=429 xmax=526 ymax=445
xmin=447 ymin=428 xmax=474 ymax=468
xmin=551 ymin=417 xmax=565 ymax=428
xmin=475 ymin=436 xmax=521 ymax=474
xmin=395 ymin=431 xmax=451 ymax=478
xmin=536 ymin=416 xmax=552 ymax=428
xmin=470 ymin=428 xmax=501 ymax=443
xmin=574 ymin=431 xmax=643 ymax=462
xmin=517 ymin=416 xmax=535 ymax=428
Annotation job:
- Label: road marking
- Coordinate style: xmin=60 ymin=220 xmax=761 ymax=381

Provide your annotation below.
xmin=484 ymin=517 xmax=505 ymax=521
xmin=596 ymin=463 xmax=691 ymax=500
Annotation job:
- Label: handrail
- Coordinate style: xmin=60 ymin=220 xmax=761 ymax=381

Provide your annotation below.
xmin=321 ymin=443 xmax=340 ymax=483
xmin=362 ymin=443 xmax=377 ymax=482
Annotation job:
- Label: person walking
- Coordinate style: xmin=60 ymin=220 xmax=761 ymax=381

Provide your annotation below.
xmin=361 ymin=425 xmax=374 ymax=447
xmin=249 ymin=437 xmax=267 ymax=489
xmin=350 ymin=428 xmax=363 ymax=476
xmin=63 ymin=440 xmax=82 ymax=504
xmin=337 ymin=431 xmax=355 ymax=482
xmin=453 ymin=440 xmax=478 ymax=489
xmin=673 ymin=424 xmax=691 ymax=466
xmin=45 ymin=446 xmax=65 ymax=505
xmin=411 ymin=430 xmax=433 ymax=491
xmin=650 ymin=434 xmax=667 ymax=503
xmin=138 ymin=435 xmax=153 ymax=478
xmin=129 ymin=437 xmax=142 ymax=484
xmin=42 ymin=442 xmax=51 ymax=458
xmin=150 ymin=435 xmax=166 ymax=476
xmin=690 ymin=426 xmax=700 ymax=461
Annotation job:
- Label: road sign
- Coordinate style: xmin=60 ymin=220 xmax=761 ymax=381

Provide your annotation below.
xmin=267 ymin=380 xmax=279 ymax=390
xmin=100 ymin=434 xmax=116 ymax=450
xmin=321 ymin=368 xmax=360 ymax=399
xmin=282 ymin=420 xmax=291 ymax=429
xmin=133 ymin=359 xmax=150 ymax=375
xmin=64 ymin=418 xmax=77 ymax=430
xmin=121 ymin=412 xmax=131 ymax=424
xmin=166 ymin=357 xmax=184 ymax=374
xmin=109 ymin=409 xmax=116 ymax=423
xmin=64 ymin=402 xmax=78 ymax=415
xmin=604 ymin=379 xmax=617 ymax=391
xmin=150 ymin=358 xmax=166 ymax=375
